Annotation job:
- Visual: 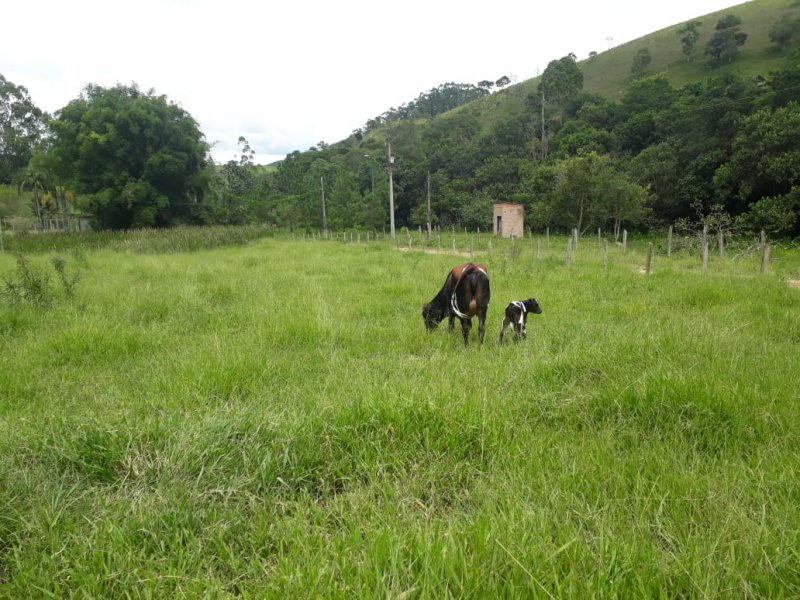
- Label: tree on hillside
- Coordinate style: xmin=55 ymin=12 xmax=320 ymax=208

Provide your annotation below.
xmin=495 ymin=75 xmax=512 ymax=89
xmin=631 ymin=48 xmax=653 ymax=76
xmin=536 ymin=55 xmax=584 ymax=160
xmin=48 ymin=83 xmax=209 ymax=229
xmin=769 ymin=15 xmax=800 ymax=50
xmin=0 ymin=74 xmax=47 ymax=185
xmin=706 ymin=14 xmax=748 ymax=66
xmin=678 ymin=21 xmax=703 ymax=62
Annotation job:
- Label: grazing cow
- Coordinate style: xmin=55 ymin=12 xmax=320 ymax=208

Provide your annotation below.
xmin=499 ymin=298 xmax=542 ymax=344
xmin=422 ymin=263 xmax=491 ymax=345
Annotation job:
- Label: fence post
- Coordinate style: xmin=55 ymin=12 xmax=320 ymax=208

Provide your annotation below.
xmin=718 ymin=229 xmax=725 ymax=259
xmin=565 ymin=236 xmax=573 ymax=267
xmin=645 ymin=242 xmax=653 ymax=274
xmin=702 ymin=239 xmax=709 ymax=273
xmin=761 ymin=243 xmax=771 ymax=273
xmin=546 ymin=227 xmax=550 ymax=248
xmin=622 ymin=230 xmax=628 ymax=254
xmin=536 ymin=238 xmax=541 ymax=259
xmin=604 ymin=240 xmax=608 ymax=269
xmin=0 ymin=218 xmax=4 ymax=253
xmin=597 ymin=227 xmax=601 ymax=250
xmin=667 ymin=225 xmax=673 ymax=258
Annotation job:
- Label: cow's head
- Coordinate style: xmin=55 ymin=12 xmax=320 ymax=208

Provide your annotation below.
xmin=422 ymin=302 xmax=445 ymax=331
xmin=527 ymin=298 xmax=543 ymax=314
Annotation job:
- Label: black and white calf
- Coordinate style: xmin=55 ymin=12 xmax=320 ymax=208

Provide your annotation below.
xmin=499 ymin=298 xmax=542 ymax=343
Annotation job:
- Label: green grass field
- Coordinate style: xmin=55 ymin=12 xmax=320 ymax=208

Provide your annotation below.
xmin=1 ymin=230 xmax=799 ymax=597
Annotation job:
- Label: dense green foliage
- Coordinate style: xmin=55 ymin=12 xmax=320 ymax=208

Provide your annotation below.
xmin=0 ymin=75 xmax=47 ymax=185
xmin=48 ymin=84 xmax=209 ymax=229
xmin=361 ymin=81 xmax=500 ymax=134
xmin=1 ymin=235 xmax=798 ymax=596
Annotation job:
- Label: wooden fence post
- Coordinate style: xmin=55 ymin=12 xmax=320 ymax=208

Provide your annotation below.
xmin=622 ymin=230 xmax=628 ymax=254
xmin=597 ymin=227 xmax=601 ymax=250
xmin=761 ymin=243 xmax=771 ymax=273
xmin=702 ymin=239 xmax=709 ymax=273
xmin=604 ymin=240 xmax=608 ymax=269
xmin=718 ymin=229 xmax=725 ymax=259
xmin=645 ymin=242 xmax=653 ymax=274
xmin=546 ymin=227 xmax=550 ymax=248
xmin=565 ymin=236 xmax=573 ymax=267
xmin=667 ymin=225 xmax=673 ymax=258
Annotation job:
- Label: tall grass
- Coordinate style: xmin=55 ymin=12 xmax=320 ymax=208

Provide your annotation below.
xmin=0 ymin=233 xmax=798 ymax=597
xmin=1 ymin=223 xmax=278 ymax=255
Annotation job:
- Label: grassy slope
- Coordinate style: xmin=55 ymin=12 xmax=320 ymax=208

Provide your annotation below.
xmin=364 ymin=0 xmax=800 ymax=146
xmin=0 ymin=235 xmax=798 ymax=596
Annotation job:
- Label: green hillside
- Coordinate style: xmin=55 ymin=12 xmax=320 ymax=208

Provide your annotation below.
xmin=426 ymin=0 xmax=798 ymax=135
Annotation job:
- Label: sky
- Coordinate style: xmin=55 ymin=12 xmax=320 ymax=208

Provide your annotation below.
xmin=2 ymin=0 xmax=746 ymax=165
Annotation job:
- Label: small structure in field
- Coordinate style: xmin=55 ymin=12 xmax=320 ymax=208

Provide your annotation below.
xmin=492 ymin=203 xmax=524 ymax=238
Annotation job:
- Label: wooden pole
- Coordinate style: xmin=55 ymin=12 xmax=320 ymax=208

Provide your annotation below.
xmin=667 ymin=225 xmax=673 ymax=258
xmin=426 ymin=170 xmax=432 ymax=239
xmin=597 ymin=227 xmax=601 ymax=250
xmin=645 ymin=242 xmax=653 ymax=274
xmin=604 ymin=240 xmax=608 ymax=269
xmin=565 ymin=236 xmax=572 ymax=267
xmin=761 ymin=243 xmax=771 ymax=273
xmin=320 ymin=176 xmax=327 ymax=237
xmin=702 ymin=240 xmax=709 ymax=273
xmin=622 ymin=230 xmax=628 ymax=254
xmin=718 ymin=229 xmax=725 ymax=259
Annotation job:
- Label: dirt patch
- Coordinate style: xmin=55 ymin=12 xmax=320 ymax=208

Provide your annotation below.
xmin=397 ymin=247 xmax=474 ymax=257
xmin=787 ymin=279 xmax=800 ymax=288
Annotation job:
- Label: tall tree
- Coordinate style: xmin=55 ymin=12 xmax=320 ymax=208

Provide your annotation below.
xmin=677 ymin=21 xmax=703 ymax=62
xmin=706 ymin=14 xmax=748 ymax=66
xmin=48 ymin=84 xmax=209 ymax=229
xmin=631 ymin=48 xmax=653 ymax=76
xmin=769 ymin=15 xmax=800 ymax=50
xmin=537 ymin=55 xmax=584 ymax=160
xmin=0 ymin=74 xmax=47 ymax=184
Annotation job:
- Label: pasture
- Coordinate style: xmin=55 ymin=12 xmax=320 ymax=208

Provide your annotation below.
xmin=0 ymin=230 xmax=799 ymax=598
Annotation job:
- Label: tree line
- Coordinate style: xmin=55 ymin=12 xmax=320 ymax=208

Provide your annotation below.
xmin=1 ymin=11 xmax=799 ymax=235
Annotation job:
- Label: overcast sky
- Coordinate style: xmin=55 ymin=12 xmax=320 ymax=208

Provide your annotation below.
xmin=3 ymin=0 xmax=745 ymax=165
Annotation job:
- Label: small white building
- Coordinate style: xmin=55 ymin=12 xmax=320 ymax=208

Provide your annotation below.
xmin=492 ymin=203 xmax=525 ymax=238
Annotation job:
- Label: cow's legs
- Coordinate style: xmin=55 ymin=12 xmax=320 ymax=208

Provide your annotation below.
xmin=460 ymin=318 xmax=472 ymax=345
xmin=499 ymin=317 xmax=511 ymax=344
xmin=477 ymin=309 xmax=487 ymax=344
xmin=448 ymin=314 xmax=455 ymax=331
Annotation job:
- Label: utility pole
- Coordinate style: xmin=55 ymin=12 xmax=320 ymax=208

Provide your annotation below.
xmin=541 ymin=90 xmax=547 ymax=161
xmin=320 ymin=176 xmax=327 ymax=237
xmin=387 ymin=136 xmax=396 ymax=239
xmin=427 ymin=170 xmax=432 ymax=238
